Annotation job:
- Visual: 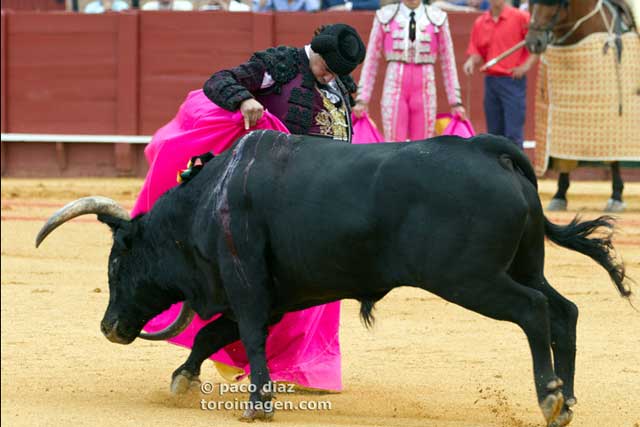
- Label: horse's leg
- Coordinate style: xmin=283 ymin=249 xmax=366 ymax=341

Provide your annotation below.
xmin=605 ymin=162 xmax=626 ymax=212
xmin=547 ymin=173 xmax=570 ymax=211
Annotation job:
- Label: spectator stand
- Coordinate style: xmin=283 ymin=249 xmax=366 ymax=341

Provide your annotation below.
xmin=66 ymin=0 xmax=136 ymax=12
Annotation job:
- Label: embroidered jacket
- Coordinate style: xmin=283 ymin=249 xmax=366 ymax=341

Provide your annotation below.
xmin=357 ymin=3 xmax=462 ymax=107
xmin=203 ymin=46 xmax=357 ymax=140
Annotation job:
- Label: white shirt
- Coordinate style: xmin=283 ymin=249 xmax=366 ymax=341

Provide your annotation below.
xmin=142 ymin=0 xmax=194 ymax=10
xmin=199 ymin=0 xmax=251 ymax=10
xmin=84 ymin=0 xmax=130 ymax=13
xmin=399 ymin=2 xmax=426 ymax=21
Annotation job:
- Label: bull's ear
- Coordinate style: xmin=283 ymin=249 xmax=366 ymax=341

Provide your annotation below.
xmin=97 ymin=214 xmax=128 ymax=231
xmin=98 ymin=214 xmax=133 ymax=249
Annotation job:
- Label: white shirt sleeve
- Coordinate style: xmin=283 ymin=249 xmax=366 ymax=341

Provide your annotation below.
xmin=260 ymin=73 xmax=275 ymax=89
xmin=229 ymin=0 xmax=251 ymax=10
xmin=84 ymin=1 xmax=104 ymax=12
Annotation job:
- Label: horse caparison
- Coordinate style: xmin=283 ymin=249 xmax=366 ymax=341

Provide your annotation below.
xmin=526 ymin=0 xmax=638 ymax=212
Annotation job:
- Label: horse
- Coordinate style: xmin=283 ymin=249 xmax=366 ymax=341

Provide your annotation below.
xmin=526 ymin=0 xmax=638 ymax=212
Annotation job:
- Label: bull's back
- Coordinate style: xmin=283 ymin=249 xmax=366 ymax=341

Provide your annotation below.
xmin=247 ymin=134 xmax=531 ymax=289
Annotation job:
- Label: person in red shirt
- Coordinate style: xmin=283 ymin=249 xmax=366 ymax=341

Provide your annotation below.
xmin=463 ymin=0 xmax=537 ymax=148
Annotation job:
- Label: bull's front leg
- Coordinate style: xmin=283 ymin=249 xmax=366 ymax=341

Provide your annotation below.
xmin=171 ymin=315 xmax=240 ymax=394
xmin=237 ymin=315 xmax=274 ymax=422
xmin=215 ymin=193 xmax=276 ymax=420
xmin=219 ymin=251 xmax=275 ymax=420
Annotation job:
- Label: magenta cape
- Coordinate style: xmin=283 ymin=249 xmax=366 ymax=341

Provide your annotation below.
xmin=133 ymin=90 xmax=342 ymax=391
xmin=352 ymin=111 xmax=384 ymax=144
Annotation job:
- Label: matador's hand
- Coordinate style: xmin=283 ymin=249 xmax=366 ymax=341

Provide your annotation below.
xmin=240 ymin=99 xmax=265 ymax=130
xmin=451 ymin=105 xmax=467 ymax=121
xmin=352 ymin=101 xmax=368 ymax=118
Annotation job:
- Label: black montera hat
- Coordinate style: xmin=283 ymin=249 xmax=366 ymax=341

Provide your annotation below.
xmin=310 ymin=24 xmax=366 ymax=76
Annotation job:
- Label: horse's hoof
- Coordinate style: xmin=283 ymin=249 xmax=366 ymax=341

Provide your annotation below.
xmin=170 ymin=369 xmax=201 ymax=395
xmin=547 ymin=198 xmax=568 ymax=211
xmin=239 ymin=407 xmax=274 ymax=422
xmin=604 ymin=198 xmax=625 ymax=213
xmin=549 ymin=408 xmax=573 ymax=427
xmin=540 ymin=390 xmax=564 ymax=425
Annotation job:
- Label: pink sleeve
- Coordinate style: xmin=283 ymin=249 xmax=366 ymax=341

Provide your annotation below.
xmin=357 ymin=17 xmax=384 ymax=104
xmin=437 ymin=18 xmax=462 ymax=107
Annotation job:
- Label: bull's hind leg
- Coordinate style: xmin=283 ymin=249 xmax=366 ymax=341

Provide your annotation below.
xmin=433 ymin=273 xmax=565 ymax=426
xmin=534 ymin=278 xmax=579 ymax=427
xmin=171 ymin=315 xmax=240 ymax=394
xmin=509 ymin=261 xmax=578 ymax=423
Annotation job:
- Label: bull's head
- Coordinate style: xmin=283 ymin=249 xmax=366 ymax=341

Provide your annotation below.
xmin=35 ymin=197 xmax=194 ymax=344
xmin=526 ymin=0 xmax=569 ymax=54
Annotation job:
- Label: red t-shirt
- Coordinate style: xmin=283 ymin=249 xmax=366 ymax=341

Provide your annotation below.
xmin=467 ymin=6 xmax=531 ymax=77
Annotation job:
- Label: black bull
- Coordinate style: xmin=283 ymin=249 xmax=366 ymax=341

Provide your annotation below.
xmin=36 ymin=131 xmax=630 ymax=426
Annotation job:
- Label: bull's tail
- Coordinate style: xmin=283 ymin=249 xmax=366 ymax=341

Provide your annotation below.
xmin=544 ymin=215 xmax=631 ymax=297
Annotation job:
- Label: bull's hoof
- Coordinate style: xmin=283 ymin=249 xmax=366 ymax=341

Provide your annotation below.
xmin=547 ymin=198 xmax=568 ymax=211
xmin=549 ymin=407 xmax=573 ymax=427
xmin=604 ymin=198 xmax=626 ymax=213
xmin=540 ymin=390 xmax=565 ymax=427
xmin=170 ymin=369 xmax=201 ymax=395
xmin=239 ymin=406 xmax=274 ymax=423
xmin=546 ymin=378 xmax=563 ymax=391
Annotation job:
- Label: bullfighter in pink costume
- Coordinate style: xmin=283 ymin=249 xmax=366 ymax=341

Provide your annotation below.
xmin=354 ymin=0 xmax=466 ymax=142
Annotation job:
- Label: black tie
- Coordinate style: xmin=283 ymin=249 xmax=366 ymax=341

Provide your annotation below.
xmin=409 ymin=11 xmax=416 ymax=42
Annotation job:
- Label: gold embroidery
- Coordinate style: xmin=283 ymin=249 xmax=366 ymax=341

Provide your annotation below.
xmin=315 ymin=88 xmax=349 ymax=141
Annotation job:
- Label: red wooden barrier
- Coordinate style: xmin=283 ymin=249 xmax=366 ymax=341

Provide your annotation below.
xmin=1 ymin=0 xmax=65 ymax=11
xmin=115 ymin=11 xmax=138 ymax=173
xmin=7 ymin=12 xmax=122 ymax=133
xmin=2 ymin=10 xmax=634 ymax=180
xmin=3 ymin=11 xmax=537 ymax=139
xmin=1 ymin=11 xmax=8 ymax=134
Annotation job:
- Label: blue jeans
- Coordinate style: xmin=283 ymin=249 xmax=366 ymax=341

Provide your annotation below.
xmin=483 ymin=75 xmax=527 ymax=149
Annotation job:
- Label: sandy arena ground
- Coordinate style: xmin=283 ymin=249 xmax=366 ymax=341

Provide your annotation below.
xmin=2 ymin=178 xmax=639 ymax=427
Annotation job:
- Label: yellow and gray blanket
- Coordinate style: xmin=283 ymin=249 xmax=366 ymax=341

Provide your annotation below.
xmin=534 ymin=32 xmax=640 ymax=176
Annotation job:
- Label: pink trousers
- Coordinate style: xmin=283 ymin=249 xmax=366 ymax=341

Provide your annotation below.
xmin=385 ymin=63 xmax=436 ymax=142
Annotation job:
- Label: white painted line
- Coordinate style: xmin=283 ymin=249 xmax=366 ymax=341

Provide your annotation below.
xmin=1 ymin=133 xmax=152 ymax=144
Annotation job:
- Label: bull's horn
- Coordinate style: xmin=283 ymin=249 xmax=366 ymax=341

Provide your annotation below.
xmin=35 ymin=196 xmax=130 ymax=248
xmin=138 ymin=303 xmax=195 ymax=341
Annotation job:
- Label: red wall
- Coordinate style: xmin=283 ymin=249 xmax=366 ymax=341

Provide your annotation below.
xmin=8 ymin=10 xmax=616 ymax=179
xmin=2 ymin=10 xmax=536 ymax=136
xmin=1 ymin=0 xmax=65 ymax=11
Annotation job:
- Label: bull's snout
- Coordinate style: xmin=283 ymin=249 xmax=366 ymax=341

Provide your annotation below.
xmin=101 ymin=319 xmax=135 ymax=344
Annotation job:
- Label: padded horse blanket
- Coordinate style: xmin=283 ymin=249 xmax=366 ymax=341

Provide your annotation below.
xmin=534 ymin=32 xmax=640 ymax=175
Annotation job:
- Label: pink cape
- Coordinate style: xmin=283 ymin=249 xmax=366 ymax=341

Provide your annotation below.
xmin=435 ymin=113 xmax=476 ymax=138
xmin=352 ymin=111 xmax=385 ymax=144
xmin=133 ymin=89 xmax=342 ymax=391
